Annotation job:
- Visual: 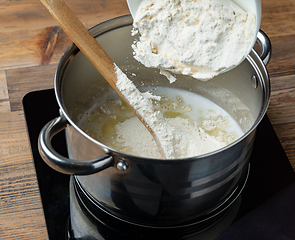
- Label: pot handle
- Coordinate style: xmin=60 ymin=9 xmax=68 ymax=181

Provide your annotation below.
xmin=38 ymin=115 xmax=114 ymax=175
xmin=256 ymin=30 xmax=271 ymax=66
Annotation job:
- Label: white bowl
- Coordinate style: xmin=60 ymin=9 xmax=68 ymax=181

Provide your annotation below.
xmin=126 ymin=0 xmax=261 ymax=75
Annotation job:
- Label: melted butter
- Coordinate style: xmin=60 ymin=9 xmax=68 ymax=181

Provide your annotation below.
xmin=78 ymin=87 xmax=244 ymax=158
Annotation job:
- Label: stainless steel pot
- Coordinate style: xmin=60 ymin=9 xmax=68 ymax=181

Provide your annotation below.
xmin=38 ymin=15 xmax=271 ymax=226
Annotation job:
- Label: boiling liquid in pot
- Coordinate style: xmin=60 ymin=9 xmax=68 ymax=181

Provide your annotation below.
xmin=78 ymin=87 xmax=244 ymax=159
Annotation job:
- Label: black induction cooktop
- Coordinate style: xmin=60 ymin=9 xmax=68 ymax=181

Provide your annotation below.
xmin=23 ymin=89 xmax=295 ymax=240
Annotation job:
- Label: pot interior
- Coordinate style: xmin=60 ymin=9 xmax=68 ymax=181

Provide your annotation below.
xmin=56 ymin=15 xmax=270 ymax=157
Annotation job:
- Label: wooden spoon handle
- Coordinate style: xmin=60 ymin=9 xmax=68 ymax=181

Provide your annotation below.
xmin=41 ymin=0 xmax=118 ymax=90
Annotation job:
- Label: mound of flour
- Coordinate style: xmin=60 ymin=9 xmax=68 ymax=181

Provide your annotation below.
xmin=115 ymin=116 xmax=234 ymax=159
xmin=132 ymin=0 xmax=256 ymax=81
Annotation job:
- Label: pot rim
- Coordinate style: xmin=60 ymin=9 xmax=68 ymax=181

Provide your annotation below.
xmin=54 ymin=15 xmax=271 ymax=163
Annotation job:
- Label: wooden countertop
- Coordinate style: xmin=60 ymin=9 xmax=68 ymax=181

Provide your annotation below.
xmin=0 ymin=0 xmax=295 ymax=239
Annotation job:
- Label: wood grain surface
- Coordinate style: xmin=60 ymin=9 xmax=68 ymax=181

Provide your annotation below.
xmin=0 ymin=0 xmax=295 ymax=239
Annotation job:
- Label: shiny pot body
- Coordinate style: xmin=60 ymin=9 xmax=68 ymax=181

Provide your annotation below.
xmin=38 ymin=15 xmax=270 ymax=225
xmin=68 ymin=175 xmax=244 ymax=239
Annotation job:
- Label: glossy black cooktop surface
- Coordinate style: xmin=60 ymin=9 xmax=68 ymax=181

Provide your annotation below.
xmin=23 ymin=89 xmax=295 ymax=240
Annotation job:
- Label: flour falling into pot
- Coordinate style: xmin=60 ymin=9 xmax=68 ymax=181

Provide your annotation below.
xmin=80 ymin=0 xmax=256 ymax=159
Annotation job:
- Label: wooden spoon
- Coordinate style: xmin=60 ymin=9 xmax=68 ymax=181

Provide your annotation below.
xmin=40 ymin=0 xmax=166 ymax=158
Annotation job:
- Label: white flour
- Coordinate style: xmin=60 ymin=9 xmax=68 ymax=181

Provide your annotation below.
xmin=132 ymin=0 xmax=256 ymax=81
xmin=115 ymin=65 xmax=178 ymax=159
xmin=115 ymin=115 xmax=235 ymax=159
